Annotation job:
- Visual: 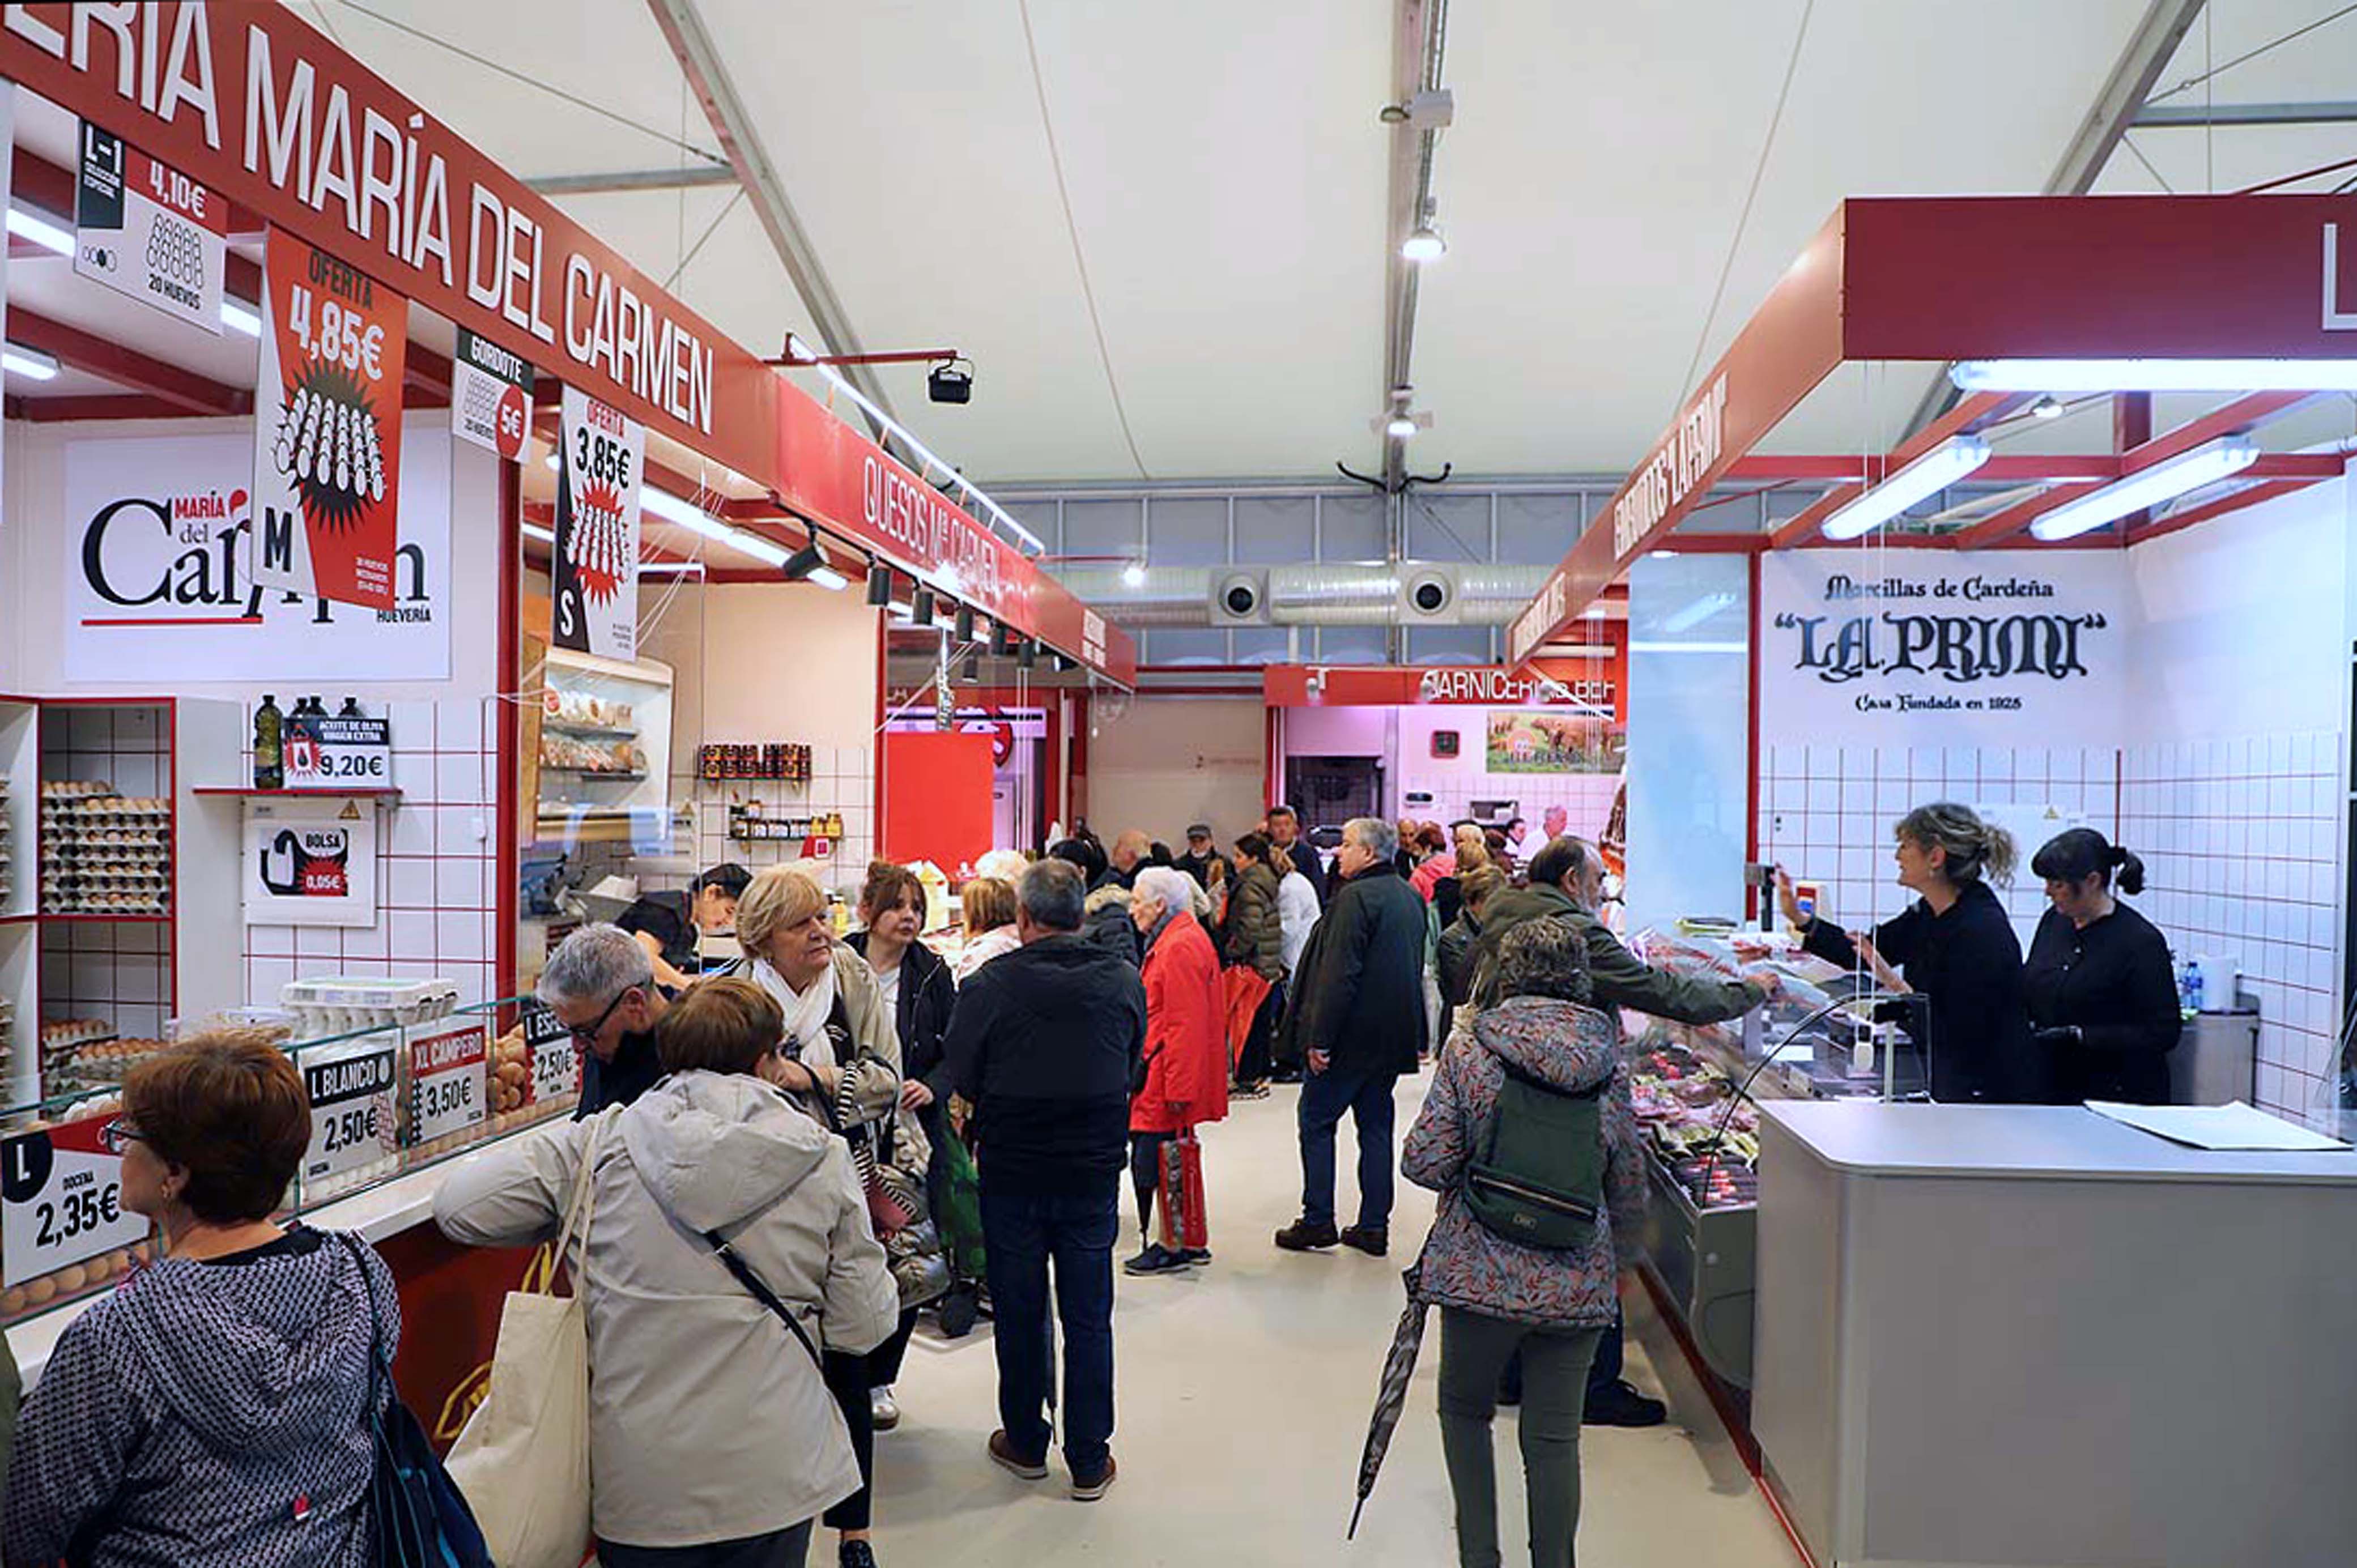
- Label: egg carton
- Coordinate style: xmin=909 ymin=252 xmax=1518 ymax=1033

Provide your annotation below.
xmin=282 ymin=976 xmax=461 ymax=1039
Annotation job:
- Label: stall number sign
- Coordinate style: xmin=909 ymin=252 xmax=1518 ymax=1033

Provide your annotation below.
xmin=304 ymin=1048 xmax=397 ymax=1184
xmin=409 ymin=1021 xmax=489 ymax=1144
xmin=285 ymin=714 xmax=393 ymax=788
xmin=524 ymin=1000 xmax=581 ymax=1104
xmin=1 ymin=1115 xmax=147 ymax=1287
xmin=74 ymin=121 xmax=226 ymax=334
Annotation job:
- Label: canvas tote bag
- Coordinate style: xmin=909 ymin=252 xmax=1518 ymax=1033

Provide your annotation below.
xmin=445 ymin=1117 xmax=602 ymax=1568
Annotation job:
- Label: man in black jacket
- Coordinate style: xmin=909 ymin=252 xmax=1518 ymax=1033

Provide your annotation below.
xmin=1266 ymin=804 xmax=1325 ymax=904
xmin=1274 ymin=816 xmax=1430 ymax=1257
xmin=1050 ymin=838 xmax=1142 ymax=965
xmin=1173 ymin=824 xmax=1232 ymax=889
xmin=537 ymin=922 xmax=674 ymax=1118
xmin=937 ymin=858 xmax=1145 ymax=1502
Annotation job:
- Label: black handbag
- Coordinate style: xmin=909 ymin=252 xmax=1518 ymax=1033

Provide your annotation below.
xmin=335 ymin=1233 xmax=495 ymax=1568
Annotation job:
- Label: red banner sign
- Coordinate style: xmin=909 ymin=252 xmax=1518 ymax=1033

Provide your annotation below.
xmin=1263 ymin=659 xmax=1624 ymax=722
xmin=0 ymin=2 xmax=1134 ymax=683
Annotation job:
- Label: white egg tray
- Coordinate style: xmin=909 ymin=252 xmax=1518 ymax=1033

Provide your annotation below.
xmin=282 ymin=975 xmax=461 ymax=1040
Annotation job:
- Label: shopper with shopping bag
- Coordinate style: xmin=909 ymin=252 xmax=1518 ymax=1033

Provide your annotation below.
xmin=435 ymin=977 xmax=898 ymax=1568
xmin=1125 ymin=866 xmax=1230 ymax=1275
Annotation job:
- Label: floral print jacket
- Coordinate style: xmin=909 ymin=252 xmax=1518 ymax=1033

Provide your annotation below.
xmin=1402 ymin=996 xmax=1647 ymax=1330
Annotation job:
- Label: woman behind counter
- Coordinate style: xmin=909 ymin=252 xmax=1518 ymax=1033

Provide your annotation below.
xmin=1780 ymin=801 xmax=2043 ymax=1104
xmin=2025 ymin=828 xmax=2182 ymax=1105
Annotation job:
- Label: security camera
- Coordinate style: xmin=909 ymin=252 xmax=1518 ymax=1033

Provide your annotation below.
xmin=928 ymin=360 xmax=973 ymax=404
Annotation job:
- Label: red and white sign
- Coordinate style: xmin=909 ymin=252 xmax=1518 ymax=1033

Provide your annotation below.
xmin=450 ymin=327 xmax=532 ymax=461
xmin=408 ymin=1021 xmax=489 ymax=1145
xmin=250 ymin=229 xmax=410 ymax=610
xmin=73 ymin=120 xmax=225 ymax=333
xmin=554 ymin=385 xmax=644 ymax=661
xmin=0 ymin=1111 xmax=148 ymax=1287
xmin=243 ymin=795 xmax=379 ymax=928
xmin=1263 ymin=661 xmax=1624 ymax=721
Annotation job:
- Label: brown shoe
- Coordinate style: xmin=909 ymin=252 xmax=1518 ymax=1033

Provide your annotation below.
xmin=989 ymin=1430 xmax=1048 ymax=1481
xmin=1274 ymin=1218 xmax=1338 ymax=1252
xmin=1339 ymin=1225 xmax=1389 ymax=1257
xmin=1070 ymin=1453 xmax=1118 ymax=1502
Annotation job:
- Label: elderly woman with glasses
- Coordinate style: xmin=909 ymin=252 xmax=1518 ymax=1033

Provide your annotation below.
xmin=539 ymin=922 xmax=676 ymax=1117
xmin=6 ymin=1031 xmax=399 ymax=1568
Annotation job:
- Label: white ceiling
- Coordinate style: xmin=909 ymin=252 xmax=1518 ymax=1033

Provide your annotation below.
xmin=20 ymin=2 xmax=2357 ymax=491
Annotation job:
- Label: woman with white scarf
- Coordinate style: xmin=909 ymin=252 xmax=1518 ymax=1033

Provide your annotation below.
xmin=713 ymin=867 xmax=937 ymax=1568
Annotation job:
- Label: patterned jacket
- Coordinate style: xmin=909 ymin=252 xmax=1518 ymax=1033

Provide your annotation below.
xmin=1402 ymin=997 xmax=1647 ymax=1330
xmin=3 ymin=1226 xmax=396 ymax=1568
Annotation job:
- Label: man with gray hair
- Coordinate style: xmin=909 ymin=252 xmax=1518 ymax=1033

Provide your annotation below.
xmin=936 ymin=856 xmax=1146 ymax=1500
xmin=538 ymin=921 xmax=676 ymax=1117
xmin=1274 ymin=815 xmax=1431 ymax=1257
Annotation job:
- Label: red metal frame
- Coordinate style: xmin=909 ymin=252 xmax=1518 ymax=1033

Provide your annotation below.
xmin=496 ymin=458 xmax=521 ymax=1005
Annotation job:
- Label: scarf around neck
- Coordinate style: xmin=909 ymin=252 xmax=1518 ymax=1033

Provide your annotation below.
xmin=752 ymin=953 xmax=839 ymax=1072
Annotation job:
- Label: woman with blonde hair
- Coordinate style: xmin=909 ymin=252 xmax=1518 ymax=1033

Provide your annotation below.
xmin=1779 ymin=801 xmax=2039 ymax=1103
xmin=712 ymin=867 xmax=939 ymax=1568
xmin=953 ymin=876 xmax=1023 ymax=982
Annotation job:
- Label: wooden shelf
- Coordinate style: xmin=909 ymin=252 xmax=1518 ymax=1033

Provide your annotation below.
xmin=541 ymin=720 xmax=640 ymax=741
xmin=538 ymin=769 xmax=646 ymax=782
xmin=193 ymin=786 xmax=404 ymax=799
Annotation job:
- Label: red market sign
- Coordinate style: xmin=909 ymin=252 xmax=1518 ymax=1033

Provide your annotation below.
xmin=1509 ymin=194 xmax=2357 ymax=666
xmin=1264 ymin=661 xmax=1623 ymax=722
xmin=0 ymin=3 xmax=1134 ymax=685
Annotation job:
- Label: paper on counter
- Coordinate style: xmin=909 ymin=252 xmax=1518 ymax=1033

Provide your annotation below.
xmin=2085 ymin=1100 xmax=2352 ymax=1152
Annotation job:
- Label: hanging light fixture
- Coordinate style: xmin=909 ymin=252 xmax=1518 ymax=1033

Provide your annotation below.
xmin=1016 ymin=639 xmax=1039 ymax=670
xmin=1401 ymin=224 xmax=1447 ymax=263
xmin=1819 ymin=436 xmax=1993 ymax=542
xmin=866 ymin=564 xmax=894 ymax=607
xmin=954 ymin=604 xmax=977 ymax=642
xmin=992 ymin=621 xmax=1018 ymax=657
xmin=783 ymin=544 xmax=848 ymax=591
xmin=909 ymin=587 xmax=937 ymax=624
xmin=2030 ymin=436 xmax=2260 ymax=542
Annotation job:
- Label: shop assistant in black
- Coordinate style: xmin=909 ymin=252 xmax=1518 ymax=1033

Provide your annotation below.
xmin=2023 ymin=828 xmax=2182 ymax=1104
xmin=1780 ymin=802 xmax=2041 ymax=1103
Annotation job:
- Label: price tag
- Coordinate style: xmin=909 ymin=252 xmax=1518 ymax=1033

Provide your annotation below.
xmin=303 ymin=1046 xmax=397 ymax=1184
xmin=283 ymin=714 xmax=393 ymax=789
xmin=407 ymin=1021 xmax=488 ymax=1145
xmin=74 ymin=121 xmax=227 ymax=334
xmin=523 ymin=1000 xmax=581 ymax=1105
xmin=0 ymin=1113 xmax=147 ymax=1287
xmin=452 ymin=327 xmax=533 ymax=461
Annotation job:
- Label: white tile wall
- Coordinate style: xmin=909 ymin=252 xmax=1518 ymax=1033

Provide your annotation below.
xmin=640 ymin=743 xmax=879 ymax=896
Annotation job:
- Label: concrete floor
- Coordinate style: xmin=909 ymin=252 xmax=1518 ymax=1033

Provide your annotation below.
xmin=863 ymin=1072 xmax=1799 ymax=1567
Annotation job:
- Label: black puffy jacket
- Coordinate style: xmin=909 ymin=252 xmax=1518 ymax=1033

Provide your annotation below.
xmin=846 ymin=932 xmax=958 ymax=1084
xmin=1278 ymin=860 xmax=1430 ymax=1076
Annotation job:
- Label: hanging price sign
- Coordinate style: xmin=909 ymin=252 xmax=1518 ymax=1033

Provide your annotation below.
xmin=554 ymin=385 xmax=644 ymax=661
xmin=303 ymin=1047 xmax=397 ymax=1185
xmin=1 ymin=1111 xmax=148 ymax=1287
xmin=249 ymin=228 xmax=410 ymax=611
xmin=74 ymin=121 xmax=226 ymax=333
xmin=408 ymin=1021 xmax=489 ymax=1145
xmin=451 ymin=328 xmax=533 ymax=462
xmin=523 ymin=1000 xmax=581 ymax=1105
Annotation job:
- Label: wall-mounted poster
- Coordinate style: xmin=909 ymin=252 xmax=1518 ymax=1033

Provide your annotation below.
xmin=1484 ymin=711 xmax=1626 ymax=774
xmin=243 ymin=795 xmax=378 ymax=928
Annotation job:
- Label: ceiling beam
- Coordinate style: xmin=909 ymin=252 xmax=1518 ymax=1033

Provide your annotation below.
xmin=2122 ymin=390 xmax=2312 ymax=471
xmin=8 ymin=308 xmax=250 ymax=415
xmin=526 ymin=165 xmax=738 ymax=197
xmin=1899 ymin=0 xmax=2206 ymax=441
xmin=2136 ymin=100 xmax=2357 ymax=128
xmin=643 ymin=0 xmax=896 ymax=438
xmin=1952 ymin=483 xmax=2108 ymax=549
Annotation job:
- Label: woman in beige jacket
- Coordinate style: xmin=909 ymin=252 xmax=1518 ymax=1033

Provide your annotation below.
xmin=436 ymin=979 xmax=897 ymax=1567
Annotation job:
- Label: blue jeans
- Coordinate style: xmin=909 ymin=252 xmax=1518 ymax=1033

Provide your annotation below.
xmin=981 ymin=1182 xmax=1118 ymax=1472
xmin=1297 ymin=1064 xmax=1398 ymax=1230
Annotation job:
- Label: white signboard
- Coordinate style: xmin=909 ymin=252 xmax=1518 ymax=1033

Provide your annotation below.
xmin=244 ymin=796 xmax=378 ymax=927
xmin=74 ymin=121 xmax=226 ymax=334
xmin=451 ymin=328 xmax=533 ymax=461
xmin=524 ymin=1000 xmax=582 ymax=1106
xmin=1759 ymin=551 xmax=2130 ymax=749
xmin=62 ymin=429 xmax=453 ymax=682
xmin=1 ymin=1114 xmax=148 ymax=1287
xmin=408 ymin=1021 xmax=489 ymax=1145
xmin=303 ymin=1047 xmax=398 ymax=1186
xmin=554 ymin=386 xmax=645 ymax=662
xmin=283 ymin=714 xmax=393 ymax=791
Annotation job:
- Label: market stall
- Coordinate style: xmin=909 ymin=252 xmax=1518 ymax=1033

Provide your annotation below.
xmin=0 ymin=3 xmax=1133 ymax=1424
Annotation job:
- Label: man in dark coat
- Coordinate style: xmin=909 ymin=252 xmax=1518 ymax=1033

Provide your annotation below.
xmin=1266 ymin=804 xmax=1326 ymax=904
xmin=1051 ymin=838 xmax=1143 ymax=965
xmin=1273 ymin=816 xmax=1431 ymax=1257
xmin=1173 ymin=824 xmax=1232 ymax=890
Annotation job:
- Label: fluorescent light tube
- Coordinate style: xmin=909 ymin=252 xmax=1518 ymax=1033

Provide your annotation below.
xmin=220 ymin=297 xmax=262 ymax=336
xmin=807 ymin=565 xmax=849 ymax=591
xmin=1954 ymin=359 xmax=2357 ymax=393
xmin=640 ymin=561 xmax=707 ymax=577
xmin=6 ymin=206 xmax=73 ymax=256
xmin=640 ymin=485 xmax=792 ymax=568
xmin=2030 ymin=436 xmax=2259 ymax=542
xmin=3 ymin=344 xmax=60 ymax=381
xmin=1819 ymin=436 xmax=1990 ymax=542
xmin=521 ymin=521 xmax=556 ymax=544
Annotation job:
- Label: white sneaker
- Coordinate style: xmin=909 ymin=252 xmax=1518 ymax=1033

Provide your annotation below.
xmin=871 ymin=1386 xmax=901 ymax=1431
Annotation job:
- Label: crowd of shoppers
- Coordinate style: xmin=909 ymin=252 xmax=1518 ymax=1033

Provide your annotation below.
xmin=0 ymin=795 xmax=2188 ymax=1568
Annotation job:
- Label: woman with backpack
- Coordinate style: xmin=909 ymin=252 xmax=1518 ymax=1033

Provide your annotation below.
xmin=1401 ymin=916 xmax=1647 ymax=1568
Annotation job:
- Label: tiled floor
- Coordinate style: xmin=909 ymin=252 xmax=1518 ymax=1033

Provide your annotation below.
xmin=856 ymin=1074 xmax=1797 ymax=1568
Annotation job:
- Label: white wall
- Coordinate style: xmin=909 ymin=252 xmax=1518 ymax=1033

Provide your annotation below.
xmin=1088 ymin=695 xmax=1263 ymax=841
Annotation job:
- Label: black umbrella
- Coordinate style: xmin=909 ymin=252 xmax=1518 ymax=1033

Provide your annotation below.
xmin=1348 ymin=1266 xmax=1431 ymax=1540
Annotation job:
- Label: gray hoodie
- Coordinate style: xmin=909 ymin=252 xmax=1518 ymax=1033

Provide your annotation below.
xmin=3 ymin=1226 xmax=395 ymax=1568
xmin=435 ymin=1070 xmax=896 ymax=1550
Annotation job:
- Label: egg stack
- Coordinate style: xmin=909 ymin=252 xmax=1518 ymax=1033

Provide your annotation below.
xmin=0 ymin=773 xmax=13 ymax=906
xmin=40 ymin=784 xmax=170 ymax=915
xmin=40 ymin=1019 xmax=114 ymax=1098
xmin=44 ymin=1036 xmax=167 ymax=1094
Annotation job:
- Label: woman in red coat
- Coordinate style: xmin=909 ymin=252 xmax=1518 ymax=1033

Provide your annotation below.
xmin=1126 ymin=867 xmax=1229 ymax=1276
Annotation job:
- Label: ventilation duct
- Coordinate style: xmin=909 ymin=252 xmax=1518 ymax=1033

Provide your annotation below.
xmin=1053 ymin=560 xmax=1564 ymax=628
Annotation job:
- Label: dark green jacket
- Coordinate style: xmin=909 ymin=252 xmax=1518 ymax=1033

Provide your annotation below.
xmin=1222 ymin=861 xmax=1285 ymax=981
xmin=1472 ymin=883 xmax=1764 ymax=1024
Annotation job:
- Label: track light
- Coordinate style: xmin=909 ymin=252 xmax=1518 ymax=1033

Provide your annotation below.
xmin=954 ymin=604 xmax=976 ymax=642
xmin=1819 ymin=436 xmax=1992 ymax=542
xmin=1053 ymin=653 xmax=1078 ymax=674
xmin=1121 ymin=563 xmax=1147 ymax=589
xmin=784 ymin=544 xmax=848 ymax=591
xmin=992 ymin=621 xmax=1018 ymax=657
xmin=960 ymin=650 xmax=981 ymax=681
xmin=2030 ymin=436 xmax=2259 ymax=542
xmin=866 ymin=565 xmax=894 ymax=607
xmin=1016 ymin=639 xmax=1038 ymax=670
xmin=2030 ymin=395 xmax=2064 ymax=420
xmin=1402 ymin=225 xmax=1446 ymax=263
xmin=910 ymin=587 xmax=937 ymax=624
